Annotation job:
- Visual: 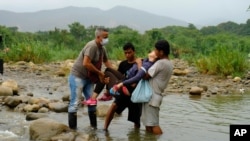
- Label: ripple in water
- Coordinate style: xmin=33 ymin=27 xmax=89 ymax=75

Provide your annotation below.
xmin=0 ymin=130 xmax=18 ymax=140
xmin=161 ymin=93 xmax=250 ymax=141
xmin=0 ymin=93 xmax=249 ymax=141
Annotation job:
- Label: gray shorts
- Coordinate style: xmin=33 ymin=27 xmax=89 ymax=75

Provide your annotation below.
xmin=141 ymin=102 xmax=160 ymax=126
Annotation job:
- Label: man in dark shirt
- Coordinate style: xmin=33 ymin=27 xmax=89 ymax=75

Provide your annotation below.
xmin=104 ymin=42 xmax=141 ymax=130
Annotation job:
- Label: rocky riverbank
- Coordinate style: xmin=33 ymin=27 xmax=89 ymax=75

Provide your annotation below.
xmin=0 ymin=59 xmax=249 ymax=140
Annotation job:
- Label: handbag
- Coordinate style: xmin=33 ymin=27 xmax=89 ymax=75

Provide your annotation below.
xmin=131 ymin=79 xmax=153 ymax=103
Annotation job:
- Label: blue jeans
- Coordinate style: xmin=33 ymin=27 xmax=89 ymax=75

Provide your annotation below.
xmin=68 ymin=74 xmax=95 ymax=113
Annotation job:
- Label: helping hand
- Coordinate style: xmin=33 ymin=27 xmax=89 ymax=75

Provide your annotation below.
xmin=113 ymin=83 xmax=123 ymax=92
xmin=103 ymin=77 xmax=110 ymax=84
xmin=98 ymin=71 xmax=105 ymax=83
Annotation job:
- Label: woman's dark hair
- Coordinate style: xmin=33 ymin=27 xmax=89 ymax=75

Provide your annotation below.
xmin=123 ymin=42 xmax=135 ymax=51
xmin=155 ymin=39 xmax=170 ymax=55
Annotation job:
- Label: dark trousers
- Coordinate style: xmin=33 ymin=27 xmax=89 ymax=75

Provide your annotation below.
xmin=94 ymin=68 xmax=125 ymax=95
xmin=0 ymin=59 xmax=3 ymax=74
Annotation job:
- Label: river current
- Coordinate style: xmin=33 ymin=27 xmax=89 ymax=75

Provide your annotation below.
xmin=0 ymin=93 xmax=249 ymax=141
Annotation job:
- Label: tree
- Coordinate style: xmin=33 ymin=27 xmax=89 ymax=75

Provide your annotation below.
xmin=188 ymin=23 xmax=197 ymax=30
xmin=238 ymin=19 xmax=250 ymax=35
xmin=217 ymin=21 xmax=239 ymax=34
xmin=68 ymin=22 xmax=86 ymax=42
xmin=200 ymin=26 xmax=221 ymax=35
xmin=0 ymin=25 xmax=15 ymax=47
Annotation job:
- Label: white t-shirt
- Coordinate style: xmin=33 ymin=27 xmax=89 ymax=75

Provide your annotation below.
xmin=148 ymin=58 xmax=173 ymax=95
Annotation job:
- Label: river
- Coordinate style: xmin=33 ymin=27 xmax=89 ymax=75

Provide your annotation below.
xmin=0 ymin=92 xmax=249 ymax=141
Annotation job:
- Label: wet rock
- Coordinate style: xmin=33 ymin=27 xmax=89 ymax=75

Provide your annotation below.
xmin=27 ymin=92 xmax=34 ymax=97
xmin=97 ymin=104 xmax=110 ymax=117
xmin=233 ymin=77 xmax=241 ymax=82
xmin=23 ymin=104 xmax=40 ymax=112
xmin=198 ymin=85 xmax=208 ymax=92
xmin=75 ymin=134 xmax=92 ymax=141
xmin=210 ymin=87 xmax=219 ymax=95
xmin=17 ymin=95 xmax=32 ymax=103
xmin=189 ymin=86 xmax=203 ymax=95
xmin=26 ymin=113 xmax=48 ymax=121
xmin=3 ymin=96 xmax=22 ymax=107
xmin=48 ymin=102 xmax=68 ymax=112
xmin=14 ymin=103 xmax=27 ymax=112
xmin=29 ymin=118 xmax=69 ymax=141
xmin=173 ymin=68 xmax=189 ymax=76
xmin=55 ymin=70 xmax=66 ymax=77
xmin=28 ymin=97 xmax=50 ymax=107
xmin=1 ymin=79 xmax=18 ymax=95
xmin=62 ymin=94 xmax=70 ymax=101
xmin=0 ymin=85 xmax=13 ymax=96
xmin=50 ymin=132 xmax=77 ymax=141
xmin=38 ymin=107 xmax=49 ymax=113
xmin=54 ymin=59 xmax=74 ymax=77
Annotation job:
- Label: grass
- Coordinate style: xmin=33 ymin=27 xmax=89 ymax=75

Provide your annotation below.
xmin=1 ymin=41 xmax=78 ymax=63
xmin=194 ymin=45 xmax=249 ymax=77
xmin=1 ymin=41 xmax=249 ymax=78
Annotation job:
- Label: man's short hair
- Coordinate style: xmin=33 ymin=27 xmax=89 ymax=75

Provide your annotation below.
xmin=155 ymin=39 xmax=170 ymax=55
xmin=123 ymin=42 xmax=135 ymax=51
xmin=95 ymin=27 xmax=109 ymax=37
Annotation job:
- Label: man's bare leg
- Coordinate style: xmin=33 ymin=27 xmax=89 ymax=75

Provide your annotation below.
xmin=104 ymin=103 xmax=117 ymax=130
xmin=152 ymin=126 xmax=163 ymax=135
xmin=91 ymin=92 xmax=98 ymax=100
xmin=145 ymin=126 xmax=163 ymax=135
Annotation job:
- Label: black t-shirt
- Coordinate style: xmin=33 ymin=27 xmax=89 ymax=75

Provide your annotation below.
xmin=117 ymin=60 xmax=135 ymax=93
xmin=114 ymin=60 xmax=142 ymax=120
xmin=118 ymin=60 xmax=135 ymax=75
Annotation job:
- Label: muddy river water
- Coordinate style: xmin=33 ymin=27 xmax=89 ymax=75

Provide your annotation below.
xmin=1 ymin=92 xmax=249 ymax=141
xmin=1 ymin=61 xmax=249 ymax=140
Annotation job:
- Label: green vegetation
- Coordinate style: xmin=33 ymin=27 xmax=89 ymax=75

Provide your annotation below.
xmin=195 ymin=45 xmax=249 ymax=76
xmin=0 ymin=20 xmax=250 ymax=77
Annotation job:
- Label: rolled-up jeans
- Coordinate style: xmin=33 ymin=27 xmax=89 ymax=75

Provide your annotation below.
xmin=68 ymin=74 xmax=95 ymax=113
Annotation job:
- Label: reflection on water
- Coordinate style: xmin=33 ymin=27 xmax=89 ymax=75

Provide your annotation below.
xmin=1 ymin=93 xmax=249 ymax=141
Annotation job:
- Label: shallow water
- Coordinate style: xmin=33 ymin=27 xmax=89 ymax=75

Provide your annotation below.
xmin=1 ymin=93 xmax=249 ymax=141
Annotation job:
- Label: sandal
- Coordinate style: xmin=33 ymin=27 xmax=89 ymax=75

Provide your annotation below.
xmin=98 ymin=93 xmax=113 ymax=101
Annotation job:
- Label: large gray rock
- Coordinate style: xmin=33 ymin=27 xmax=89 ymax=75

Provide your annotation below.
xmin=48 ymin=102 xmax=68 ymax=112
xmin=0 ymin=85 xmax=13 ymax=96
xmin=23 ymin=104 xmax=40 ymax=112
xmin=28 ymin=97 xmax=50 ymax=107
xmin=1 ymin=79 xmax=18 ymax=95
xmin=3 ymin=96 xmax=22 ymax=107
xmin=173 ymin=68 xmax=189 ymax=76
xmin=29 ymin=118 xmax=69 ymax=141
xmin=97 ymin=104 xmax=110 ymax=117
xmin=189 ymin=86 xmax=203 ymax=95
xmin=26 ymin=113 xmax=48 ymax=121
